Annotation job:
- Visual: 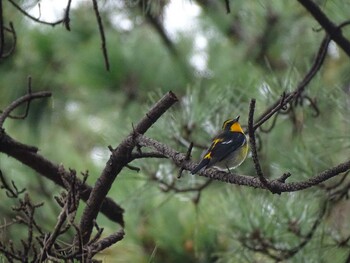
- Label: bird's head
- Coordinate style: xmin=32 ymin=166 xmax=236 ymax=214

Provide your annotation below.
xmin=222 ymin=116 xmax=244 ymax=133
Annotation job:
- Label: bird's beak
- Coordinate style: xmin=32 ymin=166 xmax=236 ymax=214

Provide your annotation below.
xmin=235 ymin=115 xmax=240 ymax=122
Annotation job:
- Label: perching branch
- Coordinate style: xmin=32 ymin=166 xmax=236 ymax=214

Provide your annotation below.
xmin=135 ymin=134 xmax=350 ymax=193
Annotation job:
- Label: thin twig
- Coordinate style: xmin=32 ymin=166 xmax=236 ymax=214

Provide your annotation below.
xmin=248 ymin=99 xmax=274 ymax=193
xmin=6 ymin=76 xmax=34 ymax=120
xmin=8 ymin=0 xmax=64 ymax=26
xmin=253 ymin=34 xmax=331 ymax=131
xmin=139 ymin=1 xmax=178 ymax=57
xmin=64 ymin=0 xmax=73 ymax=31
xmin=2 ymin=22 xmax=17 ymax=58
xmin=0 ymin=89 xmax=51 ymax=128
xmin=86 ymin=229 xmax=125 ymax=257
xmin=91 ymin=0 xmax=110 ymax=71
xmin=178 ymin=142 xmax=193 ymax=178
xmin=225 ymin=0 xmax=231 ymax=13
xmin=0 ymin=0 xmax=4 ymax=58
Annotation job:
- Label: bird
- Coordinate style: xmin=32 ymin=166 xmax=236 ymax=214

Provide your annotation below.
xmin=191 ymin=116 xmax=248 ymax=174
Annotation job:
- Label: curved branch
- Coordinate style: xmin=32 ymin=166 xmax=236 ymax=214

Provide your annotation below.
xmin=0 ymin=90 xmax=52 ymax=128
xmin=7 ymin=0 xmax=65 ymax=26
xmin=2 ymin=22 xmax=17 ymax=58
xmin=253 ymin=34 xmax=331 ymax=131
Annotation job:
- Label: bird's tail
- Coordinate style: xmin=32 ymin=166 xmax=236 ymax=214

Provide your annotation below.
xmin=191 ymin=158 xmax=210 ymax=174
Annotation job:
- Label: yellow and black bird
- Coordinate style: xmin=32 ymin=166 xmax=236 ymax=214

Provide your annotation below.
xmin=191 ymin=116 xmax=248 ymax=174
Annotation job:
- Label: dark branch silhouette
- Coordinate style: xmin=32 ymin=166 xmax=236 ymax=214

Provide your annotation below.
xmin=0 ymin=0 xmax=4 ymax=58
xmin=7 ymin=0 xmax=65 ymax=26
xmin=297 ymin=0 xmax=350 ymax=57
xmin=253 ymin=34 xmax=331 ymax=131
xmin=78 ymin=91 xmax=178 ymax=244
xmin=92 ymin=0 xmax=110 ymax=71
xmin=0 ymin=132 xmax=125 ymax=226
xmin=0 ymin=88 xmax=52 ymax=128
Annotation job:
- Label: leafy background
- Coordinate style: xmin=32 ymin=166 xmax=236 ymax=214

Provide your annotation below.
xmin=0 ymin=0 xmax=350 ymax=262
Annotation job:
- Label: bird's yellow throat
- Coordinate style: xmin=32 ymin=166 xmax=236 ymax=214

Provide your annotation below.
xmin=230 ymin=122 xmax=244 ymax=133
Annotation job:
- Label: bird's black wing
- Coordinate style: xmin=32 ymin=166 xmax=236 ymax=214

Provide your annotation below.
xmin=207 ymin=131 xmax=246 ymax=167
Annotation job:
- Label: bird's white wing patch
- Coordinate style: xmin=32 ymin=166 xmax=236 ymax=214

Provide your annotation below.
xmin=221 ymin=139 xmax=233 ymax=144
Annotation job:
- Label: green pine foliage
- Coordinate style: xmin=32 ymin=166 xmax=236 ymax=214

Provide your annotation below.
xmin=0 ymin=0 xmax=349 ymax=262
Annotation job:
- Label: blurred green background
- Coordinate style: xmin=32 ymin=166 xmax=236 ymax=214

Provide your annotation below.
xmin=0 ymin=0 xmax=350 ymax=262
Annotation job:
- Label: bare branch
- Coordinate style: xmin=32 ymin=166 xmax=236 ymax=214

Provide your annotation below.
xmin=0 ymin=132 xmax=125 ymax=226
xmin=0 ymin=0 xmax=4 ymax=58
xmin=225 ymin=0 xmax=231 ymax=13
xmin=87 ymin=229 xmax=125 ymax=257
xmin=297 ymin=0 xmax=350 ymax=57
xmin=138 ymin=1 xmax=178 ymax=57
xmin=178 ymin=142 xmax=193 ymax=178
xmin=7 ymin=0 xmax=64 ymax=26
xmin=91 ymin=0 xmax=110 ymax=71
xmin=64 ymin=0 xmax=73 ymax=31
xmin=253 ymin=34 xmax=331 ymax=131
xmin=0 ymin=169 xmax=26 ymax=198
xmin=248 ymin=99 xmax=274 ymax=193
xmin=78 ymin=91 xmax=178 ymax=245
xmin=2 ymin=22 xmax=17 ymax=58
xmin=136 ymin=134 xmax=350 ymax=193
xmin=0 ymin=88 xmax=51 ymax=128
